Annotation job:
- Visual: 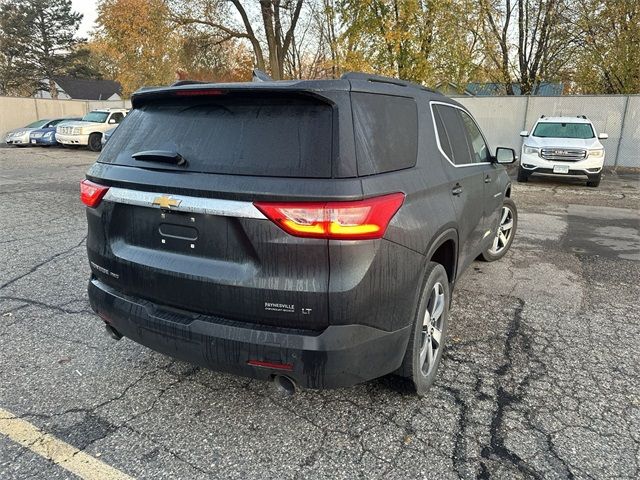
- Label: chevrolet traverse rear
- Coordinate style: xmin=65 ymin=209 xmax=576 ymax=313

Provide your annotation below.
xmin=83 ymin=73 xmax=518 ymax=394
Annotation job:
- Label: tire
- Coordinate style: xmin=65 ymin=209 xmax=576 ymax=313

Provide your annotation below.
xmin=398 ymin=262 xmax=450 ymax=396
xmin=517 ymin=166 xmax=529 ymax=182
xmin=480 ymin=197 xmax=517 ymax=262
xmin=88 ymin=133 xmax=102 ymax=152
xmin=586 ymin=173 xmax=601 ymax=188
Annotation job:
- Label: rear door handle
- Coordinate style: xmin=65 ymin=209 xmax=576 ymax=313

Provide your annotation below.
xmin=484 ymin=175 xmax=492 ymax=183
xmin=451 ymin=184 xmax=463 ymax=196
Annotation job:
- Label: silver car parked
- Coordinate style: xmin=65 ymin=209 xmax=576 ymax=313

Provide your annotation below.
xmin=4 ymin=119 xmax=51 ymax=146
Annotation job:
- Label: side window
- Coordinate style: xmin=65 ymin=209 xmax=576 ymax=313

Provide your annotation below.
xmin=110 ymin=112 xmax=124 ymax=124
xmin=433 ymin=104 xmax=473 ymax=165
xmin=460 ymin=111 xmax=490 ymax=163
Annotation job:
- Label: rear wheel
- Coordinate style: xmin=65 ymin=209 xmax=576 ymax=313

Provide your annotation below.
xmin=586 ymin=173 xmax=601 ymax=188
xmin=398 ymin=262 xmax=449 ymax=396
xmin=517 ymin=166 xmax=529 ymax=182
xmin=88 ymin=133 xmax=102 ymax=152
xmin=481 ymin=198 xmax=517 ymax=262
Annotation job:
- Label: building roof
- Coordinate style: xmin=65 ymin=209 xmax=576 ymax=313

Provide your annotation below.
xmin=52 ymin=76 xmax=122 ymax=100
xmin=466 ymin=82 xmax=564 ymax=96
xmin=434 ymin=81 xmax=474 ymax=96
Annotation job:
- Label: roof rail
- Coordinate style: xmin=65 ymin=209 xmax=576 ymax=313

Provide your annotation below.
xmin=171 ymin=80 xmax=209 ymax=87
xmin=341 ymin=72 xmax=435 ymax=93
xmin=577 ymin=115 xmax=587 ymax=119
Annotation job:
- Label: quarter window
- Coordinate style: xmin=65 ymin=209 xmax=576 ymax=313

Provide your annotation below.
xmin=432 ymin=104 xmax=472 ymax=165
xmin=352 ymin=93 xmax=418 ymax=175
xmin=433 ymin=107 xmax=454 ymax=161
xmin=460 ymin=111 xmax=490 ymax=163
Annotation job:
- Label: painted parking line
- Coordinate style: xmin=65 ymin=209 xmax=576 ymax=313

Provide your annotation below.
xmin=0 ymin=407 xmax=133 ymax=480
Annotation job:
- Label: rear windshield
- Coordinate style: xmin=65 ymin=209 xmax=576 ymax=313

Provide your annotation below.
xmin=532 ymin=122 xmax=594 ymax=139
xmin=99 ymin=95 xmax=333 ymax=178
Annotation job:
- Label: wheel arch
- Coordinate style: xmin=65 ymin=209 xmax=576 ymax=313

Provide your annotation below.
xmin=425 ymin=228 xmax=459 ymax=287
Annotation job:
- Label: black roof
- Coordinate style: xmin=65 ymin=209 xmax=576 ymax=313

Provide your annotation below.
xmin=52 ymin=76 xmax=122 ymax=100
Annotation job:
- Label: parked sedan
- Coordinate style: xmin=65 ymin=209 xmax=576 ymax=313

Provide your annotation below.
xmin=29 ymin=117 xmax=83 ymax=146
xmin=4 ymin=119 xmax=51 ymax=146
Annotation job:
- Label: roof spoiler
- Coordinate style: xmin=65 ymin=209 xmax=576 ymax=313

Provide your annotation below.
xmin=252 ymin=69 xmax=273 ymax=82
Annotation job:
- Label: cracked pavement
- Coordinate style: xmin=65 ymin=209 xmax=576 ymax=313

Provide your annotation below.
xmin=1 ymin=147 xmax=639 ymax=479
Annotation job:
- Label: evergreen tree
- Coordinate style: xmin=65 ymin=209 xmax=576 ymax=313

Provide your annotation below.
xmin=0 ymin=0 xmax=82 ymax=98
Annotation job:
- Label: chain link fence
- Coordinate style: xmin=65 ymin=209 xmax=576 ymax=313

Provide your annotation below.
xmin=456 ymin=95 xmax=639 ymax=167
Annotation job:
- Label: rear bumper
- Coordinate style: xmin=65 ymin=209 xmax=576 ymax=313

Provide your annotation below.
xmin=88 ymin=278 xmax=411 ymax=389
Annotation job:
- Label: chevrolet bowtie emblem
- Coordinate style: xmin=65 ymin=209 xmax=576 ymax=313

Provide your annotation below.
xmin=152 ymin=195 xmax=182 ymax=209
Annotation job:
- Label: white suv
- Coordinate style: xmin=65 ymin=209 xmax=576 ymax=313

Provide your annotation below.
xmin=56 ymin=109 xmax=128 ymax=152
xmin=518 ymin=115 xmax=608 ymax=187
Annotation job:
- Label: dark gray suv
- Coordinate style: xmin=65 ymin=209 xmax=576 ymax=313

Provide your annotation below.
xmin=81 ymin=73 xmax=517 ymax=395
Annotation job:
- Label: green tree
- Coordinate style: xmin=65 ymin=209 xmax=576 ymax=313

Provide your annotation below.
xmin=0 ymin=6 xmax=37 ymax=96
xmin=573 ymin=0 xmax=639 ymax=93
xmin=0 ymin=0 xmax=82 ymax=98
xmin=334 ymin=0 xmax=488 ymax=88
xmin=91 ymin=0 xmax=181 ymax=96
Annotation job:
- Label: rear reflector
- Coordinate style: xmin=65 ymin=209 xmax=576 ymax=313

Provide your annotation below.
xmin=254 ymin=193 xmax=405 ymax=240
xmin=247 ymin=360 xmax=294 ymax=371
xmin=80 ymin=179 xmax=109 ymax=208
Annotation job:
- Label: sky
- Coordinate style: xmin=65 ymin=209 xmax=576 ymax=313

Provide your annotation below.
xmin=72 ymin=0 xmax=99 ymax=38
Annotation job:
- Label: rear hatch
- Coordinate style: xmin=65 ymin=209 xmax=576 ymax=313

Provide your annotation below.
xmin=86 ymin=89 xmax=349 ymax=331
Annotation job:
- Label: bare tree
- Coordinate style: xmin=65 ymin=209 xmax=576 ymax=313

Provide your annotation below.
xmin=479 ymin=0 xmax=572 ymax=94
xmin=171 ymin=0 xmax=304 ymax=80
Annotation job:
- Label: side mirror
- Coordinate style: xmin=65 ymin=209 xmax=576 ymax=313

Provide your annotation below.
xmin=598 ymin=133 xmax=608 ymax=140
xmin=519 ymin=130 xmax=529 ymax=137
xmin=495 ymin=147 xmax=517 ymax=164
xmin=108 ymin=118 xmax=116 ymax=124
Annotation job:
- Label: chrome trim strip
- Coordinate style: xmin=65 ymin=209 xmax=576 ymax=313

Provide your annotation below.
xmin=102 ymin=187 xmax=267 ymax=219
xmin=429 ymin=100 xmax=492 ymax=168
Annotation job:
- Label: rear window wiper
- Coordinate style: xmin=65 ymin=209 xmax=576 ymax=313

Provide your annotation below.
xmin=132 ymin=150 xmax=187 ymax=166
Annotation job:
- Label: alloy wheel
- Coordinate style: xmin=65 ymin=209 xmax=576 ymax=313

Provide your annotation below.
xmin=489 ymin=205 xmax=514 ymax=255
xmin=420 ymin=282 xmax=445 ymax=376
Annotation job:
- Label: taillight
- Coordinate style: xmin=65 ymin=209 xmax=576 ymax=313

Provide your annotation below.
xmin=254 ymin=193 xmax=405 ymax=240
xmin=80 ymin=179 xmax=109 ymax=208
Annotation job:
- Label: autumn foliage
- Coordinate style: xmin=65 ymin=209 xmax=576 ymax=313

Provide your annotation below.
xmin=83 ymin=0 xmax=639 ymax=96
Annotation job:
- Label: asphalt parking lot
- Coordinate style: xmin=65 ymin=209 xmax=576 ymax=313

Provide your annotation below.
xmin=1 ymin=146 xmax=639 ymax=480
